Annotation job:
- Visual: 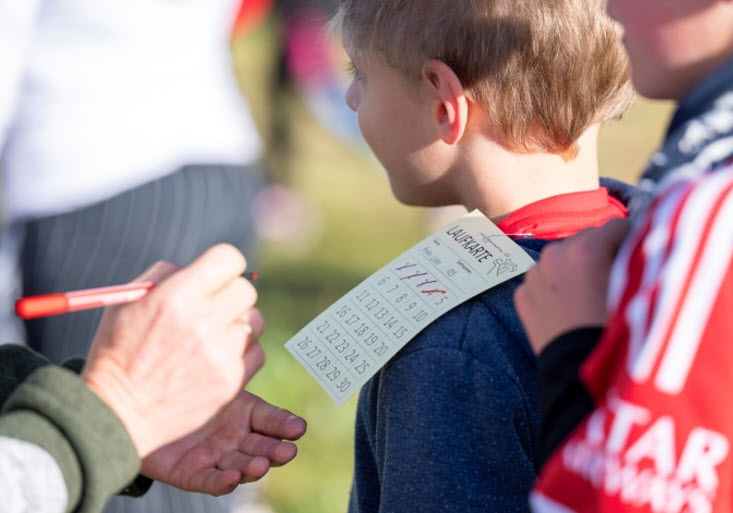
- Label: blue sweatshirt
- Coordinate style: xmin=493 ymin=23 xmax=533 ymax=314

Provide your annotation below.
xmin=348 ymin=180 xmax=637 ymax=513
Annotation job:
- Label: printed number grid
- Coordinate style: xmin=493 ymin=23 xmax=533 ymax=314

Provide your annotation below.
xmin=285 ymin=211 xmax=535 ymax=405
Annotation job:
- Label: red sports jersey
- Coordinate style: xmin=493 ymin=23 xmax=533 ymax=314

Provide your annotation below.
xmin=532 ymin=165 xmax=733 ymax=513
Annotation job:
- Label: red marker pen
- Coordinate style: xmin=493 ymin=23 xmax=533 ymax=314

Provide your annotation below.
xmin=15 ymin=272 xmax=258 ymax=320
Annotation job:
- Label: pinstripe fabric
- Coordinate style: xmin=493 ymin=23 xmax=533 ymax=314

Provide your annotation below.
xmin=20 ymin=163 xmax=267 ymax=513
xmin=22 ymin=164 xmax=263 ymax=363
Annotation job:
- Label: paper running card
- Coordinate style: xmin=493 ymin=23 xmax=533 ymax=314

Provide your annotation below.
xmin=285 ymin=210 xmax=535 ymax=405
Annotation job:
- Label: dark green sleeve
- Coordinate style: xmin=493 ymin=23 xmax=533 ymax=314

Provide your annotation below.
xmin=0 ymin=345 xmax=152 ymax=497
xmin=0 ymin=344 xmax=53 ymax=407
xmin=1 ymin=366 xmax=141 ymax=513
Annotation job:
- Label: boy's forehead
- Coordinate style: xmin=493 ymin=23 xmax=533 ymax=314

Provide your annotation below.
xmin=348 ymin=51 xmax=393 ymax=72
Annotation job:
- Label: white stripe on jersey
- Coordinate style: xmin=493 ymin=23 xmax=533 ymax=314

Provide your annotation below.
xmin=624 ymin=183 xmax=695 ymax=383
xmin=606 ymin=208 xmax=647 ymax=312
xmin=623 ymin=170 xmax=733 ymax=389
xmin=655 ymin=175 xmax=733 ymax=393
xmin=607 ymin=182 xmax=684 ymax=313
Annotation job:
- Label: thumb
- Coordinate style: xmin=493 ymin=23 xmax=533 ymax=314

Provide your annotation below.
xmin=132 ymin=261 xmax=180 ymax=285
xmin=595 ymin=218 xmax=631 ymax=256
xmin=577 ymin=217 xmax=630 ymax=262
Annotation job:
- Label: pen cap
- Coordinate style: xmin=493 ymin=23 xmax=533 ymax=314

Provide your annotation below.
xmin=15 ymin=294 xmax=69 ymax=320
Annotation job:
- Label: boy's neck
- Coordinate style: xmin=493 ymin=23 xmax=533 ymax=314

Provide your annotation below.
xmin=456 ymin=125 xmax=602 ymax=222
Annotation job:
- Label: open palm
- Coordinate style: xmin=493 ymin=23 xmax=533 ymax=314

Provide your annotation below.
xmin=140 ymin=390 xmax=307 ymax=496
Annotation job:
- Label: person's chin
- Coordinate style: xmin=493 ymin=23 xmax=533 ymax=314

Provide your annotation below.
xmin=387 ymin=181 xmax=419 ymax=205
xmin=630 ymin=63 xmax=683 ymax=100
xmin=390 ymin=183 xmax=449 ymax=208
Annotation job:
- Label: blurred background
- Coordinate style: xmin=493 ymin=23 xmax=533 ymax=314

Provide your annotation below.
xmin=230 ymin=11 xmax=675 ymax=513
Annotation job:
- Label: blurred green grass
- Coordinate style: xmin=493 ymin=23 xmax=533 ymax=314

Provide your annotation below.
xmin=232 ymin=20 xmax=674 ymax=513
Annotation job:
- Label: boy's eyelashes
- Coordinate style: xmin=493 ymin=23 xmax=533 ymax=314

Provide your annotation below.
xmin=346 ymin=61 xmax=362 ymax=79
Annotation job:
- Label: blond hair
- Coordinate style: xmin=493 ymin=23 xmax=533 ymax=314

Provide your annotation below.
xmin=331 ymin=0 xmax=634 ymax=157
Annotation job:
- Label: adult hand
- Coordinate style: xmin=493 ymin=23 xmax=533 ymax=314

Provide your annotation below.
xmin=514 ymin=218 xmax=629 ymax=355
xmin=141 ymin=390 xmax=307 ymax=495
xmin=81 ymin=244 xmax=264 ymax=458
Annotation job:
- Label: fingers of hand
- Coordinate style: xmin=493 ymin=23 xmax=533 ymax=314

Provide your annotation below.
xmin=535 ymin=242 xmax=566 ymax=289
xmin=235 ymin=307 xmax=265 ymax=341
xmin=132 ymin=260 xmax=180 ymax=284
xmin=261 ymin=440 xmax=298 ymax=467
xmin=216 ymin=452 xmax=270 ymax=483
xmin=599 ymin=217 xmax=631 ymax=246
xmin=242 ymin=342 xmax=265 ymax=385
xmin=209 ymin=277 xmax=258 ymax=325
xmin=574 ymin=218 xmax=630 ymax=265
xmin=513 ymin=280 xmax=547 ymax=354
xmin=191 ymin=467 xmax=242 ymax=496
xmin=512 ymin=281 xmax=532 ymax=326
xmin=249 ymin=394 xmax=307 ymax=441
xmin=236 ymin=432 xmax=298 ymax=466
xmin=535 ymin=234 xmax=608 ymax=294
xmin=216 ymin=302 xmax=262 ymax=350
xmin=171 ymin=244 xmax=247 ymax=295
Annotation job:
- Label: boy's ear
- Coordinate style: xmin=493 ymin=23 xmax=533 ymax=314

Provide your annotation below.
xmin=421 ymin=60 xmax=469 ymax=145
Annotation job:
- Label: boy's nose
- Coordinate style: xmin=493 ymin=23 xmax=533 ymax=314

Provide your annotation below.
xmin=345 ymin=80 xmax=360 ymax=111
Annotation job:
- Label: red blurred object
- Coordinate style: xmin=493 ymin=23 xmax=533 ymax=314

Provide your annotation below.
xmin=232 ymin=0 xmax=276 ymax=38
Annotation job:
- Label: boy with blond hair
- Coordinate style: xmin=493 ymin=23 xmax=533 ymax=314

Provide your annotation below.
xmin=513 ymin=1 xmax=733 ymax=512
xmin=329 ymin=0 xmax=635 ymax=511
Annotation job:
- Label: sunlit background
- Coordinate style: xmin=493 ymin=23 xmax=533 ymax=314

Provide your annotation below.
xmin=230 ymin=18 xmax=675 ymax=513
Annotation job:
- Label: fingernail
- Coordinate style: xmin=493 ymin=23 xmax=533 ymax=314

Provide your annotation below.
xmin=237 ymin=319 xmax=253 ymax=335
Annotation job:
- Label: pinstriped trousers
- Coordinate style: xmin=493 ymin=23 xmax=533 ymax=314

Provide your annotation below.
xmin=19 ymin=163 xmax=269 ymax=513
